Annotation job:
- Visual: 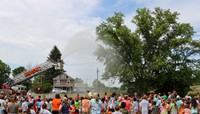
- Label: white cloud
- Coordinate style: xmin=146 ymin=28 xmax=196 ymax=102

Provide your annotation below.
xmin=0 ymin=0 xmax=101 ymax=64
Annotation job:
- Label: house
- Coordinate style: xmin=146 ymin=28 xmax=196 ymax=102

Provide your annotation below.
xmin=53 ymin=73 xmax=75 ymax=93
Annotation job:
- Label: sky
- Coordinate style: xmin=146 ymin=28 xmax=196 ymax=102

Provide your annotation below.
xmin=0 ymin=0 xmax=200 ymax=87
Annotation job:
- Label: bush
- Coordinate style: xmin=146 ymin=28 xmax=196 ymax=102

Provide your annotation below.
xmin=42 ymin=83 xmax=53 ymax=93
xmin=31 ymin=82 xmax=53 ymax=93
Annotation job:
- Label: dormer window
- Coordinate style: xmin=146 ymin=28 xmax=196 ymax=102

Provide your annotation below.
xmin=56 ymin=79 xmax=60 ymax=85
xmin=62 ymin=75 xmax=65 ymax=79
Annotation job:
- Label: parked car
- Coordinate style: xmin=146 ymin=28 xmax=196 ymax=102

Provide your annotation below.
xmin=52 ymin=88 xmax=67 ymax=93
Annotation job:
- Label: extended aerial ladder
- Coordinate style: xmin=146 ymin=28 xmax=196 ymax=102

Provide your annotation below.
xmin=1 ymin=60 xmax=61 ymax=92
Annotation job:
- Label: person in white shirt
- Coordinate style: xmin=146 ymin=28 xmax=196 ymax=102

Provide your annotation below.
xmin=139 ymin=95 xmax=149 ymax=114
xmin=0 ymin=94 xmax=6 ymax=113
xmin=22 ymin=98 xmax=29 ymax=113
xmin=40 ymin=103 xmax=52 ymax=114
xmin=27 ymin=103 xmax=36 ymax=114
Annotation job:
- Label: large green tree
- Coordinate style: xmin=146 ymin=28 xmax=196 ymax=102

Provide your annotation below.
xmin=32 ymin=46 xmax=64 ymax=93
xmin=0 ymin=60 xmax=11 ymax=86
xmin=95 ymin=7 xmax=200 ymax=95
xmin=12 ymin=66 xmax=32 ymax=90
xmin=44 ymin=45 xmax=64 ymax=84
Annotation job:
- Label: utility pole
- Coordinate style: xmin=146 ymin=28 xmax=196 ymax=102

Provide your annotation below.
xmin=96 ymin=68 xmax=99 ymax=93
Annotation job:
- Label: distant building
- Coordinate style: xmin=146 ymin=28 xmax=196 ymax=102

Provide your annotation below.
xmin=53 ymin=73 xmax=75 ymax=93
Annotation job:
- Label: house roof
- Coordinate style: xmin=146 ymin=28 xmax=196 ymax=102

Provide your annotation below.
xmin=53 ymin=73 xmax=74 ymax=81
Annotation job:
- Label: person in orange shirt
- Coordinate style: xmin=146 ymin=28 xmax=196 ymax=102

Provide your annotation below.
xmin=52 ymin=94 xmax=62 ymax=114
xmin=178 ymin=104 xmax=184 ymax=114
xmin=82 ymin=94 xmax=91 ymax=114
xmin=166 ymin=100 xmax=171 ymax=114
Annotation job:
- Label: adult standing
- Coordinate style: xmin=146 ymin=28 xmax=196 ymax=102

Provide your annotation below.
xmin=139 ymin=95 xmax=149 ymax=114
xmin=0 ymin=93 xmax=6 ymax=114
xmin=109 ymin=92 xmax=117 ymax=112
xmin=123 ymin=95 xmax=131 ymax=113
xmin=170 ymin=99 xmax=178 ymax=114
xmin=22 ymin=97 xmax=29 ymax=113
xmin=104 ymin=92 xmax=108 ymax=100
xmin=40 ymin=103 xmax=52 ymax=114
xmin=82 ymin=95 xmax=90 ymax=114
xmin=52 ymin=94 xmax=62 ymax=114
xmin=7 ymin=95 xmax=19 ymax=114
xmin=191 ymin=98 xmax=198 ymax=114
xmin=132 ymin=98 xmax=139 ymax=114
xmin=59 ymin=98 xmax=69 ymax=114
xmin=26 ymin=103 xmax=36 ymax=114
xmin=90 ymin=93 xmax=103 ymax=114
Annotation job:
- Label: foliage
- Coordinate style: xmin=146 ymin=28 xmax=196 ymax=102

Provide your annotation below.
xmin=75 ymin=78 xmax=84 ymax=83
xmin=32 ymin=75 xmax=57 ymax=93
xmin=42 ymin=82 xmax=53 ymax=93
xmin=31 ymin=74 xmax=52 ymax=93
xmin=12 ymin=66 xmax=32 ymax=90
xmin=12 ymin=66 xmax=26 ymax=76
xmin=31 ymin=45 xmax=64 ymax=93
xmin=44 ymin=45 xmax=64 ymax=84
xmin=95 ymin=7 xmax=200 ymax=96
xmin=31 ymin=83 xmax=42 ymax=94
xmin=0 ymin=60 xmax=11 ymax=86
xmin=92 ymin=79 xmax=107 ymax=92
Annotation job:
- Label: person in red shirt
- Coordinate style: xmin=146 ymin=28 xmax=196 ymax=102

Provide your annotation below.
xmin=69 ymin=100 xmax=76 ymax=114
xmin=104 ymin=92 xmax=108 ymax=100
xmin=52 ymin=94 xmax=62 ymax=114
xmin=75 ymin=94 xmax=80 ymax=100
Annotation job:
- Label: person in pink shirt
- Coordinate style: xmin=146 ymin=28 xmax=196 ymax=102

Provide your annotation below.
xmin=182 ymin=104 xmax=191 ymax=114
xmin=82 ymin=95 xmax=91 ymax=114
xmin=123 ymin=95 xmax=131 ymax=113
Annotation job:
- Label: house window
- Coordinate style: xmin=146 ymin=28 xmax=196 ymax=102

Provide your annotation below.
xmin=56 ymin=80 xmax=60 ymax=85
xmin=62 ymin=75 xmax=66 ymax=79
xmin=66 ymin=80 xmax=70 ymax=84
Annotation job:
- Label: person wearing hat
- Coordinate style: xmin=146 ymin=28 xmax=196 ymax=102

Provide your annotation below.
xmin=59 ymin=97 xmax=70 ymax=114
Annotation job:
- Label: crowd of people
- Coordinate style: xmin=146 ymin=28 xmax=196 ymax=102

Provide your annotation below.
xmin=0 ymin=90 xmax=199 ymax=114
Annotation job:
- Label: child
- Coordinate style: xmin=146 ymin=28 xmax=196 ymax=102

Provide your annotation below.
xmin=69 ymin=100 xmax=76 ymax=114
xmin=113 ymin=105 xmax=122 ymax=114
xmin=119 ymin=102 xmax=128 ymax=114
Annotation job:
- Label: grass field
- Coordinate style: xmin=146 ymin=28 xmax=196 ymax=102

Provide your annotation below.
xmin=29 ymin=92 xmax=107 ymax=99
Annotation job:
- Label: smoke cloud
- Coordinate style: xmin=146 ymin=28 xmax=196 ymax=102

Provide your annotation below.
xmin=62 ymin=30 xmax=96 ymax=58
